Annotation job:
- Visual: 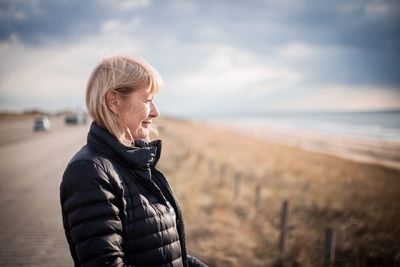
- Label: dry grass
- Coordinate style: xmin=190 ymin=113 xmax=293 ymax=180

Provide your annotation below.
xmin=153 ymin=117 xmax=400 ymax=267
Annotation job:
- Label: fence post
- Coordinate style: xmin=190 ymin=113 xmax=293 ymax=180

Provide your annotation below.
xmin=233 ymin=172 xmax=242 ymax=200
xmin=278 ymin=200 xmax=289 ymax=254
xmin=324 ymin=228 xmax=336 ymax=267
xmin=255 ymin=184 xmax=262 ymax=214
xmin=354 ymin=247 xmax=366 ymax=267
xmin=208 ymin=160 xmax=215 ymax=176
xmin=196 ymin=152 xmax=204 ymax=169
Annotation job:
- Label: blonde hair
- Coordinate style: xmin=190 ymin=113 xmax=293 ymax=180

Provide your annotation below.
xmin=86 ymin=55 xmax=163 ymax=145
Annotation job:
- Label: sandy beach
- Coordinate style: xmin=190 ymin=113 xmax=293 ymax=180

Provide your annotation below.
xmin=204 ymin=120 xmax=400 ymax=171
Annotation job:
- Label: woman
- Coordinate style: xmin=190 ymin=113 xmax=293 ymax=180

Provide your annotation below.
xmin=60 ymin=56 xmax=207 ymax=267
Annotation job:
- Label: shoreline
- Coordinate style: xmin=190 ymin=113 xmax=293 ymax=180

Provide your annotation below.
xmin=203 ymin=120 xmax=400 ymax=171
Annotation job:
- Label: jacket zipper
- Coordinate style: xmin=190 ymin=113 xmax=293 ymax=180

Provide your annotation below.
xmin=152 ymin=168 xmax=188 ymax=267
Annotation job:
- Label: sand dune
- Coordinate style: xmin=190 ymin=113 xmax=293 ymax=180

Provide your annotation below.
xmin=156 ymin=117 xmax=400 ymax=267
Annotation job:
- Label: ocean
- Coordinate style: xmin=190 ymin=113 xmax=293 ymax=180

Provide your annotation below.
xmin=205 ymin=110 xmax=400 ymax=142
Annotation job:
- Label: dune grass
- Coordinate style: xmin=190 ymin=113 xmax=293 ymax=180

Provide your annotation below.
xmin=154 ymin=117 xmax=400 ymax=267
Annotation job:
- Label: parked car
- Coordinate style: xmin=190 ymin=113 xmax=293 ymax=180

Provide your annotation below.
xmin=33 ymin=116 xmax=51 ymax=132
xmin=64 ymin=113 xmax=87 ymax=125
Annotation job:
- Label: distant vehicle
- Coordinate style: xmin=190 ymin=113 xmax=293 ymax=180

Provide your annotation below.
xmin=33 ymin=116 xmax=51 ymax=132
xmin=64 ymin=113 xmax=87 ymax=125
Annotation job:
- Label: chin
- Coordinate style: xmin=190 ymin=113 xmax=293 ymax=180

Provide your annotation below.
xmin=137 ymin=130 xmax=150 ymax=140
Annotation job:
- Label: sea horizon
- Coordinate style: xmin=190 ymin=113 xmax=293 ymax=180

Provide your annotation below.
xmin=195 ymin=109 xmax=400 ymax=170
xmin=195 ymin=109 xmax=400 ymax=142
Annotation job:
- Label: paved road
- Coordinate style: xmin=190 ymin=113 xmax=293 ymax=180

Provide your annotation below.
xmin=0 ymin=119 xmax=89 ymax=266
xmin=0 ymin=117 xmax=67 ymax=146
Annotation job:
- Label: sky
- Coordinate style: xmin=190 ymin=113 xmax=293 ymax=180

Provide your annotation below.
xmin=0 ymin=0 xmax=399 ymax=117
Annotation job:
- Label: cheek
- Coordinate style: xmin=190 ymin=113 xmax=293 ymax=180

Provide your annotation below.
xmin=133 ymin=104 xmax=150 ymax=120
xmin=123 ymin=104 xmax=149 ymax=126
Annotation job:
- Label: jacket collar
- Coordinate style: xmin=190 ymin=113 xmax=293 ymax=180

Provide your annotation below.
xmin=87 ymin=121 xmax=162 ymax=170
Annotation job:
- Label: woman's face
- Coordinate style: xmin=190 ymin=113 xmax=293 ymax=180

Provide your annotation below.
xmin=117 ymin=87 xmax=160 ymax=140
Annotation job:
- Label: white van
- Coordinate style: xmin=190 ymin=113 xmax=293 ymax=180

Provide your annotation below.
xmin=33 ymin=116 xmax=51 ymax=132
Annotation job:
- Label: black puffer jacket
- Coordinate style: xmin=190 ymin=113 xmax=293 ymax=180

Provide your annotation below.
xmin=60 ymin=122 xmax=207 ymax=267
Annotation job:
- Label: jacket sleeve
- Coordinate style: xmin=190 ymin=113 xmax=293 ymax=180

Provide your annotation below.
xmin=60 ymin=160 xmax=132 ymax=267
xmin=187 ymin=255 xmax=208 ymax=267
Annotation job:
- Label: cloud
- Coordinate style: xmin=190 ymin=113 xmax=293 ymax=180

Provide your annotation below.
xmin=0 ymin=28 xmax=146 ymax=111
xmin=278 ymin=42 xmax=315 ymax=58
xmin=0 ymin=0 xmax=399 ymax=114
xmin=0 ymin=0 xmax=43 ymax=20
xmin=0 ymin=0 xmax=150 ymax=44
xmin=100 ymin=18 xmax=141 ymax=34
xmin=167 ymin=0 xmax=197 ymax=15
xmin=0 ymin=36 xmax=87 ymax=108
xmin=172 ymin=45 xmax=303 ymax=94
xmin=276 ymin=41 xmax=342 ymax=59
xmin=97 ymin=0 xmax=151 ymax=11
xmin=364 ymin=0 xmax=399 ymax=19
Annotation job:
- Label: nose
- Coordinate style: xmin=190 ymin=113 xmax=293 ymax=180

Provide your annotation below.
xmin=149 ymin=100 xmax=160 ymax=118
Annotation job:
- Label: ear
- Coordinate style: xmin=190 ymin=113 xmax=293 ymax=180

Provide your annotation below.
xmin=105 ymin=90 xmax=120 ymax=115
